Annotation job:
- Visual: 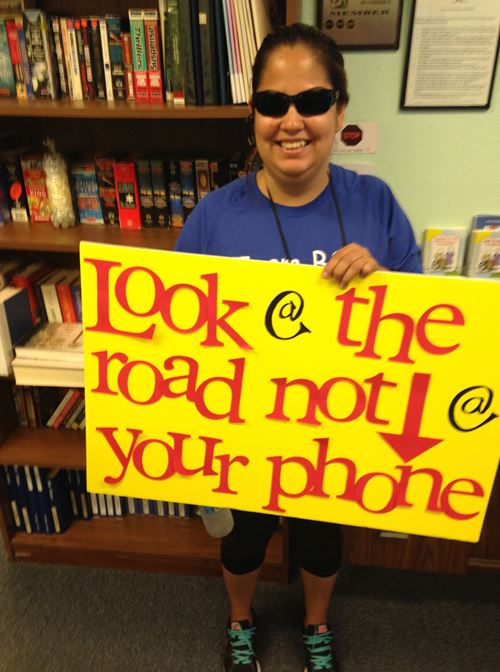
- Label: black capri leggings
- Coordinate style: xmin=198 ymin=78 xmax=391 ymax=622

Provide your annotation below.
xmin=221 ymin=509 xmax=342 ymax=578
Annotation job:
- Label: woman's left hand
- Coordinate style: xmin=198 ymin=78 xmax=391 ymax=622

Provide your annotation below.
xmin=322 ymin=243 xmax=385 ymax=289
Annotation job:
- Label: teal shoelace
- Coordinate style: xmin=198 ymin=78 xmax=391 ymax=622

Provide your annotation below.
xmin=303 ymin=630 xmax=334 ymax=670
xmin=228 ymin=626 xmax=257 ymax=665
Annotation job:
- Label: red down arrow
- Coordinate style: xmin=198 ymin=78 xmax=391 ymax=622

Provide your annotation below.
xmin=378 ymin=372 xmax=443 ymax=463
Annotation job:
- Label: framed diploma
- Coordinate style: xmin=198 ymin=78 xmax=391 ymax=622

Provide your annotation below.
xmin=319 ymin=0 xmax=403 ymax=50
xmin=401 ymin=0 xmax=500 ymax=109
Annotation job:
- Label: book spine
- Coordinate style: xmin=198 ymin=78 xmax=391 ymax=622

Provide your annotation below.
xmin=158 ymin=0 xmax=171 ymax=101
xmin=66 ymin=18 xmax=83 ymax=100
xmin=189 ymin=0 xmax=204 ymax=105
xmin=113 ymin=161 xmax=142 ymax=230
xmin=136 ymin=159 xmax=154 ymax=227
xmin=80 ymin=19 xmax=95 ymax=100
xmin=50 ymin=16 xmax=69 ymax=99
xmin=0 ymin=20 xmax=16 ymax=98
xmin=39 ymin=10 xmax=57 ymax=99
xmin=177 ymin=0 xmax=197 ymax=105
xmin=14 ymin=465 xmax=32 ymax=533
xmin=167 ymin=159 xmax=184 ymax=228
xmin=40 ymin=279 xmax=63 ymax=323
xmin=150 ymin=158 xmax=169 ymax=228
xmin=15 ymin=18 xmax=34 ymax=99
xmin=99 ymin=17 xmax=114 ymax=101
xmin=121 ymin=32 xmax=135 ymax=100
xmin=129 ymin=9 xmax=149 ymax=102
xmin=23 ymin=11 xmax=52 ymax=99
xmin=95 ymin=158 xmax=119 ymax=226
xmin=2 ymin=465 xmax=23 ymax=530
xmin=88 ymin=17 xmax=106 ymax=100
xmin=179 ymin=158 xmax=196 ymax=220
xmin=47 ymin=469 xmax=73 ymax=533
xmin=73 ymin=19 xmax=89 ymax=99
xmin=23 ymin=465 xmax=42 ymax=533
xmin=143 ymin=9 xmax=163 ymax=103
xmin=5 ymin=19 xmax=26 ymax=99
xmin=70 ymin=281 xmax=82 ymax=322
xmin=58 ymin=17 xmax=75 ymax=100
xmin=198 ymin=0 xmax=217 ymax=105
xmin=55 ymin=282 xmax=77 ymax=322
xmin=166 ymin=0 xmax=185 ymax=105
xmin=195 ymin=158 xmax=210 ymax=202
xmin=71 ymin=163 xmax=104 ymax=224
xmin=105 ymin=15 xmax=126 ymax=101
xmin=20 ymin=155 xmax=51 ymax=222
xmin=33 ymin=466 xmax=55 ymax=533
xmin=51 ymin=389 xmax=82 ymax=430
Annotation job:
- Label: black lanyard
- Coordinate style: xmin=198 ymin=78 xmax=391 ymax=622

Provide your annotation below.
xmin=266 ymin=171 xmax=347 ymax=262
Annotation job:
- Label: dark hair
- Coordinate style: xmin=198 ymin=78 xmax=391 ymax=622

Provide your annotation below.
xmin=251 ymin=23 xmax=349 ymax=109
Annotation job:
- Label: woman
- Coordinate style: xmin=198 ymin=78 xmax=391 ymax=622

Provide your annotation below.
xmin=176 ymin=23 xmax=421 ymax=672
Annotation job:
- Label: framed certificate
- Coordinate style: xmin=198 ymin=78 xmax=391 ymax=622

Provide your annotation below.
xmin=319 ymin=0 xmax=403 ymax=50
xmin=401 ymin=0 xmax=500 ymax=109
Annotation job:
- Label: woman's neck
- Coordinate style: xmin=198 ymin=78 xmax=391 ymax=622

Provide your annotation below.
xmin=257 ymin=167 xmax=330 ymax=206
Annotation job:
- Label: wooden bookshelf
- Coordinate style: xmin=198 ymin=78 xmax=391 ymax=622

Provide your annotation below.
xmin=10 ymin=514 xmax=288 ymax=581
xmin=0 ymin=220 xmax=180 ymax=253
xmin=0 ymin=98 xmax=249 ymax=120
xmin=0 ymin=427 xmax=85 ymax=469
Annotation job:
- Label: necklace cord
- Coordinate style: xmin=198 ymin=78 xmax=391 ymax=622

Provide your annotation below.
xmin=266 ymin=170 xmax=347 ymax=262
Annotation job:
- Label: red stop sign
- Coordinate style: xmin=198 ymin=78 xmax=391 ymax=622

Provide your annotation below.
xmin=341 ymin=125 xmax=363 ymax=146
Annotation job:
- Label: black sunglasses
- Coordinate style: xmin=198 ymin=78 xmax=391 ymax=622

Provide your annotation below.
xmin=253 ymin=88 xmax=339 ymax=117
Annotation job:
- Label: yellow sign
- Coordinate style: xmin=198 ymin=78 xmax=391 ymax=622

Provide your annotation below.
xmin=80 ymin=242 xmax=500 ymax=542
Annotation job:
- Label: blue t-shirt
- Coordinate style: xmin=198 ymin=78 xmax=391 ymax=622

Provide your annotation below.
xmin=176 ymin=164 xmax=422 ymax=272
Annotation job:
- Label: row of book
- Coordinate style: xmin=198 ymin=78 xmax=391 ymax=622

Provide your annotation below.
xmin=422 ymin=215 xmax=500 ymax=279
xmin=0 ymin=257 xmax=81 ymax=324
xmin=2 ymin=464 xmax=194 ymax=536
xmin=0 ymin=143 xmax=249 ymax=228
xmin=0 ymin=1 xmax=281 ymax=106
xmin=13 ymin=385 xmax=85 ymax=431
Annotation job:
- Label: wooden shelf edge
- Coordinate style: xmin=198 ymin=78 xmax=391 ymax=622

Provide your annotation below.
xmin=10 ymin=516 xmax=288 ymax=582
xmin=0 ymin=221 xmax=181 ymax=253
xmin=467 ymin=557 xmax=500 ymax=572
xmin=0 ymin=426 xmax=85 ymax=468
xmin=0 ymin=99 xmax=248 ymax=120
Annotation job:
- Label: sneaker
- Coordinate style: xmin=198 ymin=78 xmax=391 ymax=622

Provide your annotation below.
xmin=302 ymin=624 xmax=339 ymax=672
xmin=222 ymin=617 xmax=261 ymax=672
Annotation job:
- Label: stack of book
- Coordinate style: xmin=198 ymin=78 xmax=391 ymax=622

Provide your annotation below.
xmin=12 ymin=322 xmax=84 ymax=387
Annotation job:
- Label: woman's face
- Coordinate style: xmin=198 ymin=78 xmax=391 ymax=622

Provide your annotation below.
xmin=253 ymin=44 xmax=345 ymax=187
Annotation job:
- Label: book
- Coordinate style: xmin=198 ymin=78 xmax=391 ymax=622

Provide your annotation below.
xmin=198 ymin=0 xmax=217 ymax=105
xmin=40 ymin=268 xmax=67 ymax=322
xmin=136 ymin=159 xmax=154 ymax=227
xmin=79 ymin=19 xmax=95 ymax=99
xmin=105 ymin=15 xmax=126 ymax=101
xmin=59 ymin=16 xmax=77 ymax=100
xmin=20 ymin=154 xmax=51 ymax=222
xmin=189 ymin=0 xmax=204 ymax=105
xmin=167 ymin=159 xmax=184 ymax=228
xmin=2 ymin=465 xmax=23 ymax=530
xmin=55 ymin=268 xmax=79 ymax=322
xmin=195 ymin=158 xmax=210 ymax=202
xmin=165 ymin=0 xmax=185 ymax=105
xmin=422 ymin=228 xmax=467 ymax=275
xmin=143 ymin=9 xmax=163 ymax=103
xmin=11 ymin=259 xmax=53 ymax=324
xmin=179 ymin=158 xmax=196 ymax=220
xmin=32 ymin=465 xmax=55 ymax=533
xmin=15 ymin=321 xmax=83 ymax=363
xmin=472 ymin=214 xmax=500 ymax=231
xmin=49 ymin=15 xmax=69 ymax=99
xmin=250 ymin=0 xmax=273 ymax=49
xmin=5 ymin=18 xmax=26 ymax=98
xmin=212 ymin=0 xmax=230 ymax=105
xmin=12 ymin=357 xmax=84 ymax=387
xmin=88 ymin=17 xmax=106 ymax=100
xmin=95 ymin=157 xmax=119 ymax=226
xmin=150 ymin=158 xmax=169 ymax=227
xmin=46 ymin=468 xmax=73 ymax=533
xmin=121 ymin=31 xmax=135 ymax=100
xmin=14 ymin=16 xmax=33 ymax=98
xmin=232 ymin=0 xmax=252 ymax=102
xmin=23 ymin=464 xmax=42 ymax=533
xmin=99 ymin=16 xmax=114 ymax=101
xmin=23 ymin=9 xmax=56 ymax=99
xmin=73 ymin=18 xmax=89 ymax=98
xmin=0 ymin=286 xmax=33 ymax=376
xmin=113 ymin=160 xmax=141 ymax=229
xmin=13 ymin=464 xmax=32 ymax=533
xmin=465 ymin=229 xmax=500 ymax=279
xmin=71 ymin=162 xmax=104 ymax=224
xmin=129 ymin=9 xmax=149 ymax=102
xmin=0 ymin=19 xmax=17 ymax=97
xmin=50 ymin=388 xmax=82 ymax=429
xmin=221 ymin=0 xmax=237 ymax=103
xmin=177 ymin=0 xmax=197 ymax=104
xmin=0 ymin=256 xmax=24 ymax=290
